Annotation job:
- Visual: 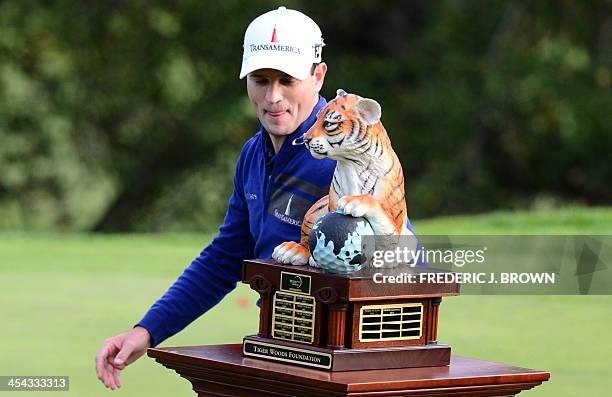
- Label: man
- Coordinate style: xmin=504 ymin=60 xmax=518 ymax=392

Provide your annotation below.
xmin=96 ymin=7 xmax=336 ymax=389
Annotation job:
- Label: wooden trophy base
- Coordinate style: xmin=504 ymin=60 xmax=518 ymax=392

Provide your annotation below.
xmin=148 ymin=344 xmax=550 ymax=397
xmin=243 ymin=335 xmax=450 ymax=371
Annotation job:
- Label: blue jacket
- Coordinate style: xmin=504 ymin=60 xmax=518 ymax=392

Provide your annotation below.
xmin=138 ymin=97 xmax=336 ymax=346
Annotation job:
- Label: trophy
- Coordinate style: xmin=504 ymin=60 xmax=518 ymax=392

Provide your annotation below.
xmin=148 ymin=89 xmax=549 ymax=396
xmin=242 ymin=260 xmax=459 ymax=371
xmin=243 ymin=90 xmax=459 ymax=371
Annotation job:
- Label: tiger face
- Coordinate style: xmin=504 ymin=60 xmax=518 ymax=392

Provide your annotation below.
xmin=303 ymin=89 xmax=382 ymax=160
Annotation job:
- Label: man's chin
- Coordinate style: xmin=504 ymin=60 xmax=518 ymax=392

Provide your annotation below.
xmin=261 ymin=115 xmax=295 ymax=133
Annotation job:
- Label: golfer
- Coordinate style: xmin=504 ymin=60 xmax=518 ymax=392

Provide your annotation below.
xmin=96 ymin=7 xmax=335 ymax=389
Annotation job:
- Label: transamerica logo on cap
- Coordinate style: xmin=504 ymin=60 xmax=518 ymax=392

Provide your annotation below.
xmin=246 ymin=24 xmax=302 ymax=55
xmin=249 ymin=43 xmax=301 ymax=55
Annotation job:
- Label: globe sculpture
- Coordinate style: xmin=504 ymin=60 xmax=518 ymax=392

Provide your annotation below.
xmin=308 ymin=211 xmax=375 ymax=273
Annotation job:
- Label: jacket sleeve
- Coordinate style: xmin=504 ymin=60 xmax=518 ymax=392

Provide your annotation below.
xmin=137 ymin=152 xmax=255 ymax=346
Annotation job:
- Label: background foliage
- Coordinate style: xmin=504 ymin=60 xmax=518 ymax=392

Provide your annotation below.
xmin=1 ymin=0 xmax=610 ymax=232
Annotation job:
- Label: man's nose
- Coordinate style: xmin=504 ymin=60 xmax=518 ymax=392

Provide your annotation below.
xmin=265 ymin=82 xmax=283 ymax=103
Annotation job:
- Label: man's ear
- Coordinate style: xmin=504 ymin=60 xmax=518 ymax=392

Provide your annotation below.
xmin=355 ymin=98 xmax=382 ymax=125
xmin=313 ymin=63 xmax=327 ymax=92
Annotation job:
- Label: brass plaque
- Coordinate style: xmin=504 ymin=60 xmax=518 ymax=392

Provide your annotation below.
xmin=243 ymin=340 xmax=331 ymax=369
xmin=280 ymin=272 xmax=311 ymax=295
xmin=271 ymin=291 xmax=315 ymax=344
xmin=359 ymin=303 xmax=423 ymax=342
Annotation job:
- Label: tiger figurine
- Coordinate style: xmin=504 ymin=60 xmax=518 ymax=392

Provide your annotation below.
xmin=272 ymin=89 xmax=414 ymax=267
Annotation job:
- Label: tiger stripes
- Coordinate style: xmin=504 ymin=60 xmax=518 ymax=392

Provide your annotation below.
xmin=272 ymin=89 xmax=412 ymax=267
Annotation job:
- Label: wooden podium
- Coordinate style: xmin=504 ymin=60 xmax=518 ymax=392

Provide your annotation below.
xmin=148 ymin=344 xmax=550 ymax=396
xmin=148 ymin=260 xmax=549 ymax=395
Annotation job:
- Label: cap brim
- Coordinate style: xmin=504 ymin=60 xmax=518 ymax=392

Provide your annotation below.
xmin=239 ymin=54 xmax=311 ymax=80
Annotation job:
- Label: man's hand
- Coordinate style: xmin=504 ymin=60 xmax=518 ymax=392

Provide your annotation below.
xmin=95 ymin=326 xmax=151 ymax=389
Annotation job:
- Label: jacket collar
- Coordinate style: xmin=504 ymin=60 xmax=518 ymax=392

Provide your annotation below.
xmin=260 ymin=96 xmax=327 ymax=165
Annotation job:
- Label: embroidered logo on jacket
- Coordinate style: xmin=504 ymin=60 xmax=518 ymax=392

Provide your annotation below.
xmin=272 ymin=193 xmax=304 ymax=226
xmin=269 ymin=175 xmax=328 ymax=227
xmin=273 ymin=208 xmax=302 ymax=226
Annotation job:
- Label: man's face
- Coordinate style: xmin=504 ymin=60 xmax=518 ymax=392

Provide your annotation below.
xmin=246 ymin=65 xmax=326 ymax=137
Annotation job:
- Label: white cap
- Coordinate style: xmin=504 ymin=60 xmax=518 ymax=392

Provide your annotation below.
xmin=239 ymin=7 xmax=325 ymax=80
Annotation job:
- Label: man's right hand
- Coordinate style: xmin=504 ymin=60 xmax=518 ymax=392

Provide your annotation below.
xmin=95 ymin=326 xmax=151 ymax=390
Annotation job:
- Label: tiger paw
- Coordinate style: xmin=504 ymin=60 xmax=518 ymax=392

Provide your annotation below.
xmin=337 ymin=194 xmax=379 ymax=218
xmin=272 ymin=241 xmax=310 ymax=266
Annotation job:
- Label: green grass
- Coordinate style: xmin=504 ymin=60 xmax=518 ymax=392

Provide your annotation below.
xmin=416 ymin=205 xmax=612 ymax=234
xmin=1 ymin=206 xmax=611 ymax=396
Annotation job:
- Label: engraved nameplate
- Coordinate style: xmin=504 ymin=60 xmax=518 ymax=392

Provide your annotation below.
xmin=271 ymin=291 xmax=315 ymax=344
xmin=243 ymin=340 xmax=331 ymax=370
xmin=359 ymin=303 xmax=423 ymax=342
xmin=280 ymin=271 xmax=311 ymax=295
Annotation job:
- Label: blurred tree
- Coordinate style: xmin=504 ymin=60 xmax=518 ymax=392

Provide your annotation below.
xmin=312 ymin=0 xmax=612 ymax=217
xmin=0 ymin=0 xmax=610 ymax=232
xmin=1 ymin=1 xmax=261 ymax=231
